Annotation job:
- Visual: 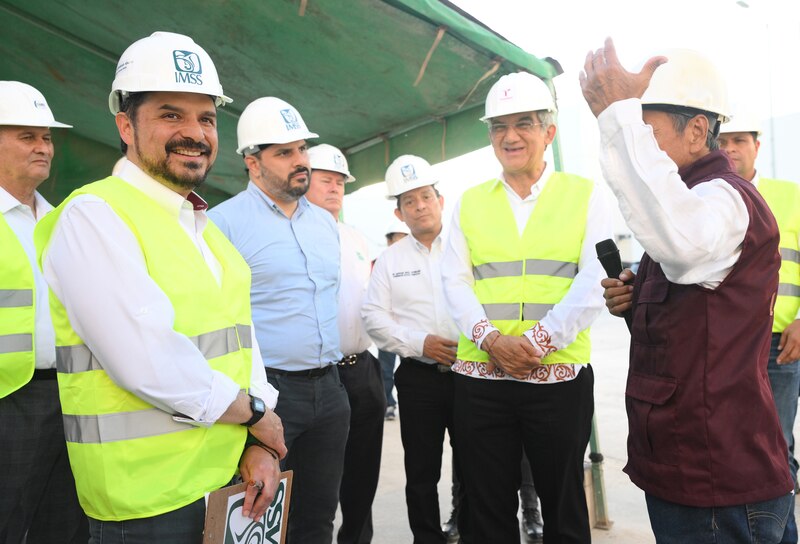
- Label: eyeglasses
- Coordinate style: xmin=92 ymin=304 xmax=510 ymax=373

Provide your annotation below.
xmin=488 ymin=120 xmax=544 ymax=137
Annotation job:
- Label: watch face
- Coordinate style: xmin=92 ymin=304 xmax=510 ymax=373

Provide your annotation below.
xmin=253 ymin=397 xmax=266 ymax=413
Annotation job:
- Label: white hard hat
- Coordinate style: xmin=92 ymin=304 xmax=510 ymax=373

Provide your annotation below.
xmin=0 ymin=81 xmax=71 ymax=128
xmin=109 ymin=31 xmax=231 ymax=114
xmin=236 ymin=97 xmax=319 ymax=154
xmin=481 ymin=72 xmax=556 ymax=121
xmin=720 ymin=108 xmax=762 ymax=136
xmin=385 ymin=218 xmax=410 ymax=237
xmin=385 ymin=155 xmax=437 ymax=199
xmin=641 ymin=49 xmax=730 ymax=125
xmin=308 ymin=143 xmax=355 ymax=182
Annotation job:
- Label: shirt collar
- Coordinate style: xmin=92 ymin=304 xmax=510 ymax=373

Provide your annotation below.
xmin=410 ymin=228 xmax=445 ymax=252
xmin=0 ymin=185 xmax=53 ymax=216
xmin=496 ymin=161 xmax=554 ymax=201
xmin=246 ymin=180 xmax=309 ymax=218
xmin=115 ymin=158 xmax=208 ymax=217
xmin=752 ymin=170 xmax=761 ymax=189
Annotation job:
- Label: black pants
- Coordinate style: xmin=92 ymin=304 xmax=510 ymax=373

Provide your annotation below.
xmin=268 ymin=366 xmax=351 ymax=544
xmin=395 ymin=358 xmax=468 ymax=544
xmin=0 ymin=377 xmax=88 ymax=544
xmin=337 ymin=351 xmax=387 ymax=544
xmin=88 ymin=498 xmax=205 ymax=544
xmin=454 ymin=368 xmax=594 ymax=544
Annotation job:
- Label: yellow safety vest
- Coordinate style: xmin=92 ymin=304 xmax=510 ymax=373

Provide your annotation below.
xmin=0 ymin=214 xmax=35 ymax=397
xmin=35 ymin=177 xmax=253 ymax=521
xmin=456 ymin=173 xmax=593 ymax=364
xmin=759 ymin=178 xmax=800 ymax=332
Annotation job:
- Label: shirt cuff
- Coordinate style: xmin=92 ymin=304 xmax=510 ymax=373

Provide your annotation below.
xmin=598 ymin=98 xmax=642 ymax=139
xmin=173 ymin=371 xmax=240 ymax=425
xmin=523 ymin=323 xmax=557 ymax=357
xmin=471 ymin=319 xmax=500 ymax=350
xmin=409 ymin=330 xmax=429 ymax=359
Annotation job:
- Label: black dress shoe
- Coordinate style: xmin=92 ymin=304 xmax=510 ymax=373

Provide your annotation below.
xmin=442 ymin=510 xmax=460 ymax=542
xmin=521 ymin=508 xmax=543 ymax=543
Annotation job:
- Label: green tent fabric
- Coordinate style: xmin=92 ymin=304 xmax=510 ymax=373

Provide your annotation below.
xmin=0 ymin=0 xmax=561 ymax=205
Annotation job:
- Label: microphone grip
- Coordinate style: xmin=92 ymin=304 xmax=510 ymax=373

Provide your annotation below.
xmin=595 ymin=239 xmax=633 ymax=332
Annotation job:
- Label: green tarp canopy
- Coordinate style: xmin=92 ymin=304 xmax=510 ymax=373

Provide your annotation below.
xmin=0 ymin=0 xmax=562 ymax=205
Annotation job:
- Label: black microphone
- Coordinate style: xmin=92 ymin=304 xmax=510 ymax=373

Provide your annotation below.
xmin=595 ymin=238 xmax=632 ymax=332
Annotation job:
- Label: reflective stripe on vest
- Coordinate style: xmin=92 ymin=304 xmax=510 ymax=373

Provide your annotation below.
xmin=473 ymin=259 xmax=578 ymax=281
xmin=456 ymin=174 xmax=593 ymax=364
xmin=0 ymin=333 xmax=33 ymax=354
xmin=63 ymin=409 xmax=194 ymax=444
xmin=0 ymin=214 xmax=36 ymax=398
xmin=0 ymin=289 xmax=33 ymax=307
xmin=759 ymin=179 xmax=800 ymax=331
xmin=57 ymin=324 xmax=252 ymax=374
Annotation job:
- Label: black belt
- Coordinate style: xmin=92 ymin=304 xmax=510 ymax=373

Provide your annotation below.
xmin=401 ymin=357 xmax=452 ymax=374
xmin=32 ymin=368 xmax=57 ymax=380
xmin=338 ymin=350 xmax=368 ymax=367
xmin=267 ymin=365 xmax=334 ymax=378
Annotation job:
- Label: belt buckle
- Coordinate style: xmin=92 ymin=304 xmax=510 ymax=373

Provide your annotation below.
xmin=338 ymin=354 xmax=358 ymax=366
xmin=436 ymin=364 xmax=451 ymax=373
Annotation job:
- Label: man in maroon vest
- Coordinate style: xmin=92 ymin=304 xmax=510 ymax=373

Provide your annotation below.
xmin=580 ymin=38 xmax=794 ymax=543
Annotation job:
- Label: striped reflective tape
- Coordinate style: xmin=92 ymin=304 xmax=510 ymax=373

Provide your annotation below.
xmin=0 ymin=289 xmax=32 ymax=308
xmin=62 ymin=409 xmax=194 ymax=444
xmin=778 ymin=283 xmax=800 ymax=298
xmin=473 ymin=260 xmax=577 ymax=280
xmin=781 ymin=248 xmax=800 ymax=264
xmin=0 ymin=333 xmax=33 ymax=354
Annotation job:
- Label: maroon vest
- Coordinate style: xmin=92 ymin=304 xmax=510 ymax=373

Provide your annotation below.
xmin=624 ymin=150 xmax=791 ymax=507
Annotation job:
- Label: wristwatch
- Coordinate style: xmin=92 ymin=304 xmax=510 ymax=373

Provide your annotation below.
xmin=242 ymin=394 xmax=266 ymax=427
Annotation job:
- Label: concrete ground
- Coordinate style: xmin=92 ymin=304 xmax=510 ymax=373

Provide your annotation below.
xmin=336 ymin=311 xmax=800 ymax=542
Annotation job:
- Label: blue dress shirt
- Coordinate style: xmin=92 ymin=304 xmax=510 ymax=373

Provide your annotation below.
xmin=209 ymin=182 xmax=342 ymax=370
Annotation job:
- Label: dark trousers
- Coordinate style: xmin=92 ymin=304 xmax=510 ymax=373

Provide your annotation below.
xmin=378 ymin=349 xmax=397 ymax=407
xmin=0 ymin=377 xmax=88 ymax=544
xmin=453 ymin=367 xmax=594 ymax=544
xmin=88 ymin=498 xmax=205 ymax=544
xmin=337 ymin=351 xmax=387 ymax=544
xmin=395 ymin=358 xmax=467 ymax=544
xmin=451 ymin=447 xmax=539 ymax=514
xmin=268 ymin=366 xmax=351 ymax=544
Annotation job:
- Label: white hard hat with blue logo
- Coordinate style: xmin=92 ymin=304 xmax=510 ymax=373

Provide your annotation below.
xmin=0 ymin=81 xmax=71 ymax=128
xmin=236 ymin=96 xmax=318 ymax=154
xmin=308 ymin=143 xmax=355 ymax=182
xmin=384 ymin=154 xmax=437 ymax=199
xmin=108 ymin=31 xmax=231 ymax=115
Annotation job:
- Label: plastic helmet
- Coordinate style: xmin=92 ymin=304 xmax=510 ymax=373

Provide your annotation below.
xmin=0 ymin=81 xmax=71 ymax=128
xmin=720 ymin=108 xmax=762 ymax=136
xmin=481 ymin=72 xmax=556 ymax=121
xmin=236 ymin=97 xmax=318 ymax=154
xmin=308 ymin=143 xmax=355 ymax=182
xmin=641 ymin=49 xmax=730 ymax=126
xmin=109 ymin=31 xmax=231 ymax=114
xmin=385 ymin=218 xmax=410 ymax=237
xmin=385 ymin=155 xmax=437 ymax=199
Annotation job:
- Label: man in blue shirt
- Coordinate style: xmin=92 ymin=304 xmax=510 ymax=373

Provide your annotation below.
xmin=209 ymin=96 xmax=350 ymax=544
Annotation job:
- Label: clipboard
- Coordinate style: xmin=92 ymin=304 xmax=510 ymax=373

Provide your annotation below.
xmin=203 ymin=471 xmax=293 ymax=544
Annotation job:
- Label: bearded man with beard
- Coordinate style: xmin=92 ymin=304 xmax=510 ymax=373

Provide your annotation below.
xmin=209 ymin=97 xmax=350 ymax=544
xmin=35 ymin=32 xmax=287 ymax=544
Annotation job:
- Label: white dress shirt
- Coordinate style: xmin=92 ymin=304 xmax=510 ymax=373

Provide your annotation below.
xmin=0 ymin=187 xmax=55 ymax=369
xmin=338 ymin=222 xmax=372 ymax=356
xmin=597 ymin=99 xmax=749 ymax=288
xmin=363 ymin=231 xmax=460 ymax=364
xmin=41 ymin=159 xmax=277 ymax=424
xmin=441 ymin=163 xmax=613 ymax=382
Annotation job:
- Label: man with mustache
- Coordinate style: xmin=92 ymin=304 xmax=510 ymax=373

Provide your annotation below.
xmin=210 ymin=98 xmax=350 ymax=543
xmin=35 ymin=32 xmax=285 ymax=543
xmin=0 ymin=81 xmax=87 ymax=543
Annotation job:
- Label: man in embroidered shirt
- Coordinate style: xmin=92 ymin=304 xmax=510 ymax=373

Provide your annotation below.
xmin=441 ymin=72 xmax=612 ymax=543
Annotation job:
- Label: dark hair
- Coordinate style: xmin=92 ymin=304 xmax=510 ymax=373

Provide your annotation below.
xmin=118 ymin=92 xmax=150 ymax=154
xmin=644 ymin=105 xmax=720 ymax=151
xmin=396 ymin=185 xmax=440 ymax=210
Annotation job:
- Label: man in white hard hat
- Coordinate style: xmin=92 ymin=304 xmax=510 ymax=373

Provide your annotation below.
xmin=719 ymin=114 xmax=800 ymax=542
xmin=35 ymin=32 xmax=286 ymax=543
xmin=363 ymin=155 xmax=468 ymax=543
xmin=304 ymin=143 xmax=386 ymax=544
xmin=0 ymin=81 xmax=87 ymax=543
xmin=209 ymin=99 xmax=350 ymax=543
xmin=440 ymin=71 xmax=613 ymax=542
xmin=582 ymin=38 xmax=793 ymax=542
xmin=379 ymin=218 xmax=409 ymax=421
